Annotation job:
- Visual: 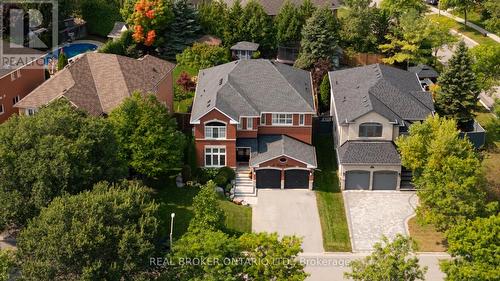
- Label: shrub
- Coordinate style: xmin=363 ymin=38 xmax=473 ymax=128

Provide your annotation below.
xmin=176 ymin=43 xmax=230 ymax=69
xmin=99 ymin=30 xmax=139 ymax=58
xmin=57 ymin=51 xmax=68 ymax=71
xmin=215 ymin=166 xmax=236 ymax=187
xmin=176 ymin=71 xmax=197 ymax=93
xmin=81 ymin=0 xmax=122 ymax=37
xmin=189 ymin=181 xmax=225 ymax=231
xmin=198 ymin=168 xmax=220 ymax=184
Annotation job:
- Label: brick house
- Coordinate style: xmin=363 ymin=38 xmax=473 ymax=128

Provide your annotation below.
xmin=190 ymin=59 xmax=317 ymax=196
xmin=15 ymin=53 xmax=175 ymax=116
xmin=329 ymin=64 xmax=434 ymax=191
xmin=0 ymin=43 xmax=45 ymax=123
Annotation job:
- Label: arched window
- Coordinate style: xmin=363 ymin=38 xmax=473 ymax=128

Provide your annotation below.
xmin=205 ymin=121 xmax=226 ymax=139
xmin=359 ymin=122 xmax=383 ymax=137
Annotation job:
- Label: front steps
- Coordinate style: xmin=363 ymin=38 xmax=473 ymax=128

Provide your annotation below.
xmin=234 ymin=166 xmax=257 ymax=198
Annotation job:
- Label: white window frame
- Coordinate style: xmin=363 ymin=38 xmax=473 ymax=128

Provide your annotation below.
xmin=205 ymin=121 xmax=227 ymax=139
xmin=237 ymin=118 xmax=243 ymax=130
xmin=26 ymin=108 xmax=37 ymax=116
xmin=12 ymin=95 xmax=20 ymax=105
xmin=247 ymin=118 xmax=253 ymax=130
xmin=260 ymin=114 xmax=266 ymax=125
xmin=271 ymin=114 xmax=293 ymax=126
xmin=205 ymin=146 xmax=226 ymax=167
xmin=0 ymin=104 xmax=4 ymax=115
xmin=299 ymin=114 xmax=305 ymax=126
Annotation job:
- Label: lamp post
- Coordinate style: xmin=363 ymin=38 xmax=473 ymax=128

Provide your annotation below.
xmin=170 ymin=213 xmax=175 ymax=250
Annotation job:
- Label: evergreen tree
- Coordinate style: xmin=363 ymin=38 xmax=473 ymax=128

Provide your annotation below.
xmin=319 ymin=74 xmax=331 ymax=112
xmin=295 ymin=7 xmax=338 ymax=69
xmin=435 ymin=41 xmax=480 ymax=131
xmin=298 ymin=0 xmax=316 ymax=20
xmin=275 ymin=0 xmax=302 ymax=45
xmin=240 ymin=0 xmax=275 ymax=51
xmin=160 ymin=0 xmax=201 ymax=60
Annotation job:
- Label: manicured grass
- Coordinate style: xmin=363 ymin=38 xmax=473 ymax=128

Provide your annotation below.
xmin=408 ymin=217 xmax=446 ymax=252
xmin=173 ymin=65 xmax=199 ymax=113
xmin=151 ymin=178 xmax=252 ymax=239
xmin=219 ymin=200 xmax=252 ymax=234
xmin=474 ymin=108 xmax=500 ymax=200
xmin=314 ymin=135 xmax=352 ymax=252
xmin=427 ymin=14 xmax=498 ymax=47
xmin=449 ymin=9 xmax=498 ymax=35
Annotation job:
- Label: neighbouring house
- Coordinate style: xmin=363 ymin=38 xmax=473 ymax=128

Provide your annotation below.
xmin=190 ymin=59 xmax=317 ymax=196
xmin=231 ymin=42 xmax=259 ymax=60
xmin=329 ymin=64 xmax=434 ymax=191
xmin=15 ymin=53 xmax=175 ymax=116
xmin=220 ymin=0 xmax=342 ymax=16
xmin=408 ymin=64 xmax=439 ymax=91
xmin=107 ymin=22 xmax=128 ymax=40
xmin=0 ymin=41 xmax=46 ymax=123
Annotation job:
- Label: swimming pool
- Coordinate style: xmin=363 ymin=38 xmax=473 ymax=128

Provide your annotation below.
xmin=45 ymin=43 xmax=98 ymax=64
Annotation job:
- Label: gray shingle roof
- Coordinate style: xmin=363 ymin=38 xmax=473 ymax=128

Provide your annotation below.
xmin=221 ymin=0 xmax=342 ymax=16
xmin=408 ymin=64 xmax=439 ymax=79
xmin=0 ymin=40 xmax=45 ymax=78
xmin=329 ymin=64 xmax=434 ymax=124
xmin=191 ymin=59 xmax=315 ymax=122
xmin=16 ymin=53 xmax=175 ymax=115
xmin=338 ymin=141 xmax=401 ymax=165
xmin=230 ymin=41 xmax=259 ymax=51
xmin=250 ymin=135 xmax=317 ymax=167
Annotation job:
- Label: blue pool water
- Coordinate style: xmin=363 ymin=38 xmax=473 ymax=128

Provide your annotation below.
xmin=45 ymin=43 xmax=98 ymax=64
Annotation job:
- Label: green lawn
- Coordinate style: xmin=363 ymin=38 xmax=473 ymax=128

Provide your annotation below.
xmin=449 ymin=9 xmax=498 ymax=35
xmin=173 ymin=65 xmax=199 ymax=113
xmin=314 ymin=135 xmax=352 ymax=252
xmin=151 ymin=178 xmax=252 ymax=238
xmin=427 ymin=14 xmax=498 ymax=47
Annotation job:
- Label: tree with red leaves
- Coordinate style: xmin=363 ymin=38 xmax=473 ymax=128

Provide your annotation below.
xmin=130 ymin=0 xmax=172 ymax=47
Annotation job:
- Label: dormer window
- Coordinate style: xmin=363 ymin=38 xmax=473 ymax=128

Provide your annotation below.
xmin=205 ymin=121 xmax=226 ymax=139
xmin=359 ymin=122 xmax=383 ymax=137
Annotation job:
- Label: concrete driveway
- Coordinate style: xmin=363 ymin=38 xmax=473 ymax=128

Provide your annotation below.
xmin=343 ymin=191 xmax=418 ymax=252
xmin=253 ymin=189 xmax=324 ymax=253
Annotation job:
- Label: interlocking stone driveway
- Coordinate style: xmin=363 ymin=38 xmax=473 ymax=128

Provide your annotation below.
xmin=252 ymin=189 xmax=324 ymax=253
xmin=343 ymin=191 xmax=418 ymax=252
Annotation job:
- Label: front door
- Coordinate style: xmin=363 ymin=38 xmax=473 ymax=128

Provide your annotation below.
xmin=236 ymin=147 xmax=251 ymax=162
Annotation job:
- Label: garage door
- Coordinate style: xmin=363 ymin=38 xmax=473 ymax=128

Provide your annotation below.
xmin=373 ymin=171 xmax=398 ymax=190
xmin=345 ymin=171 xmax=370 ymax=190
xmin=284 ymin=170 xmax=309 ymax=189
xmin=256 ymin=169 xmax=281 ymax=189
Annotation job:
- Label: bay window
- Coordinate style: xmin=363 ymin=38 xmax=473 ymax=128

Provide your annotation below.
xmin=271 ymin=114 xmax=293 ymax=125
xmin=205 ymin=121 xmax=226 ymax=139
xmin=205 ymin=147 xmax=226 ymax=167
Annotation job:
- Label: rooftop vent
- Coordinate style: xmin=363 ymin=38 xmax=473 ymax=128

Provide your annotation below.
xmin=152 ymin=67 xmax=158 ymax=73
xmin=219 ymin=78 xmax=223 ymax=85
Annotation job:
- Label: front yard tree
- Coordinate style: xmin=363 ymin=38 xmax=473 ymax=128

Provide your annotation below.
xmin=17 ymin=181 xmax=160 ymax=280
xmin=275 ymin=0 xmax=302 ymax=46
xmin=0 ymin=100 xmax=126 ymax=227
xmin=161 ymin=0 xmax=201 ymax=59
xmin=295 ymin=7 xmax=338 ymax=69
xmin=435 ymin=41 xmax=480 ymax=131
xmin=380 ymin=0 xmax=427 ymax=19
xmin=345 ymin=235 xmax=427 ymax=281
xmin=470 ymin=44 xmax=500 ymax=92
xmin=188 ymin=181 xmax=225 ymax=231
xmin=440 ymin=0 xmax=481 ymax=26
xmin=396 ymin=115 xmax=495 ymax=230
xmin=441 ymin=214 xmax=500 ymax=281
xmin=109 ymin=92 xmax=185 ymax=177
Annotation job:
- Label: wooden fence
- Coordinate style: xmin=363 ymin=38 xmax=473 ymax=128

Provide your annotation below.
xmin=342 ymin=52 xmax=385 ymax=67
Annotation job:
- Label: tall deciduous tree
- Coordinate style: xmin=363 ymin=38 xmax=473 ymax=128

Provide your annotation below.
xmin=470 ymin=44 xmax=500 ymax=92
xmin=380 ymin=0 xmax=427 ymax=19
xmin=345 ymin=235 xmax=427 ymax=281
xmin=396 ymin=115 xmax=496 ymax=231
xmin=240 ymin=0 xmax=275 ymax=51
xmin=160 ymin=0 xmax=201 ymax=59
xmin=275 ymin=1 xmax=302 ymax=45
xmin=435 ymin=41 xmax=480 ymax=131
xmin=108 ymin=92 xmax=185 ymax=177
xmin=198 ymin=0 xmax=228 ymax=39
xmin=130 ymin=0 xmax=173 ymax=48
xmin=0 ymin=100 xmax=126 ymax=227
xmin=295 ymin=7 xmax=338 ymax=69
xmin=440 ymin=0 xmax=482 ymax=26
xmin=441 ymin=214 xmax=499 ymax=281
xmin=17 ymin=181 xmax=160 ymax=281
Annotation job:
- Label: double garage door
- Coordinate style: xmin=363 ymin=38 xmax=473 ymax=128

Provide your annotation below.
xmin=345 ymin=171 xmax=398 ymax=190
xmin=256 ymin=169 xmax=309 ymax=189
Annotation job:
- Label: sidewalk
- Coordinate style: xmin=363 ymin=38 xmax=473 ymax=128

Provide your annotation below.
xmin=428 ymin=6 xmax=500 ymax=43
